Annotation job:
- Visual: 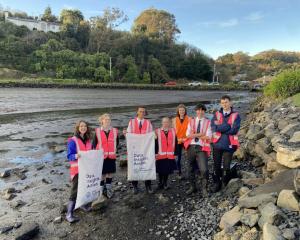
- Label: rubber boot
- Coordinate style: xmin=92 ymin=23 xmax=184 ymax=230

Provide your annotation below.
xmin=105 ymin=184 xmax=114 ymax=199
xmin=145 ymin=181 xmax=153 ymax=194
xmin=222 ymin=170 xmax=231 ymax=187
xmin=210 ymin=174 xmax=222 ymax=193
xmin=132 ymin=181 xmax=139 ymax=194
xmin=156 ymin=174 xmax=164 ymax=191
xmin=66 ymin=201 xmax=79 ymax=223
xmin=186 ymin=182 xmax=197 ymax=195
xmin=163 ymin=175 xmax=170 ymax=190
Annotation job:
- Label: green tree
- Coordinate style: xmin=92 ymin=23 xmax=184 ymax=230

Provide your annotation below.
xmin=148 ymin=56 xmax=170 ymax=83
xmin=142 ymin=72 xmax=151 ymax=84
xmin=123 ymin=55 xmax=139 ymax=83
xmin=60 ymin=9 xmax=84 ymax=37
xmin=132 ymin=8 xmax=180 ymax=43
xmin=41 ymin=6 xmax=57 ymax=22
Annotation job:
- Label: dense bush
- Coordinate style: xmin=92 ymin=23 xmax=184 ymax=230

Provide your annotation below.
xmin=264 ymin=69 xmax=300 ymax=98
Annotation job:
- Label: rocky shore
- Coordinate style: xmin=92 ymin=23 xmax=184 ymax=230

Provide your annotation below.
xmin=1 ymin=93 xmax=299 ymax=240
xmin=212 ymin=96 xmax=300 ymax=240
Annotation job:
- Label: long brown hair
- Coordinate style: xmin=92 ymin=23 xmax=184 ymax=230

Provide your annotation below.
xmin=74 ymin=120 xmax=92 ymax=140
xmin=176 ymin=104 xmax=187 ymax=117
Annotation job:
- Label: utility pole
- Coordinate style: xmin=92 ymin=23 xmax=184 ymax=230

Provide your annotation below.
xmin=212 ymin=63 xmax=216 ymax=83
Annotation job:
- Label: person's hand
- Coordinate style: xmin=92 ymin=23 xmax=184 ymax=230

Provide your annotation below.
xmin=75 ymin=153 xmax=81 ymax=159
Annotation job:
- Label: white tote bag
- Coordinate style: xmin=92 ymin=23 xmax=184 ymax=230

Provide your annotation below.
xmin=75 ymin=149 xmax=104 ymax=209
xmin=127 ymin=132 xmax=156 ymax=181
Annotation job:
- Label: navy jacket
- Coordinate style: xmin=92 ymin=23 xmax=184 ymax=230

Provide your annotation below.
xmin=211 ymin=108 xmax=241 ymax=152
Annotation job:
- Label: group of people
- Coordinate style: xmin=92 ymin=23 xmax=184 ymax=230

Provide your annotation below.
xmin=66 ymin=95 xmax=241 ymax=223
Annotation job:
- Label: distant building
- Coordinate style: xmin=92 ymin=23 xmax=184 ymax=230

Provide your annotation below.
xmin=233 ymin=73 xmax=247 ymax=82
xmin=4 ymin=11 xmax=60 ymax=33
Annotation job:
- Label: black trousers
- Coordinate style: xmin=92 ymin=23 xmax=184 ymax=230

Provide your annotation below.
xmin=187 ymin=145 xmax=209 ymax=184
xmin=213 ymin=147 xmax=233 ymax=183
xmin=69 ymin=174 xmax=78 ymax=201
xmin=132 ymin=180 xmax=151 ymax=188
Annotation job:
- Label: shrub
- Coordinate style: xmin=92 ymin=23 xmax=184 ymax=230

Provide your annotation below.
xmin=264 ymin=69 xmax=300 ymax=98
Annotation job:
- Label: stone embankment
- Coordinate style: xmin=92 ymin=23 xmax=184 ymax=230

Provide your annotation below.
xmin=213 ymin=97 xmax=300 ymax=240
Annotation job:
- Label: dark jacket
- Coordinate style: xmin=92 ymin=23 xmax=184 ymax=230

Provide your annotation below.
xmin=211 ymin=107 xmax=241 ymax=152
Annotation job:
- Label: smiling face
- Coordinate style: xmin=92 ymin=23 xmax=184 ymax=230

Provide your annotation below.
xmin=78 ymin=121 xmax=87 ymax=135
xmin=221 ymin=98 xmax=231 ymax=111
xmin=162 ymin=117 xmax=170 ymax=129
xmin=178 ymin=107 xmax=186 ymax=117
xmin=137 ymin=107 xmax=146 ymax=119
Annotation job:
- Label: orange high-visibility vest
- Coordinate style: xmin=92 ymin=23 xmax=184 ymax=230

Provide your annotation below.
xmin=175 ymin=116 xmax=189 ymax=144
xmin=95 ymin=127 xmax=118 ymax=159
xmin=212 ymin=111 xmax=240 ymax=147
xmin=156 ymin=128 xmax=176 ymax=160
xmin=183 ymin=118 xmax=211 ymax=155
xmin=69 ymin=136 xmax=92 ymax=180
xmin=129 ymin=118 xmax=151 ymax=134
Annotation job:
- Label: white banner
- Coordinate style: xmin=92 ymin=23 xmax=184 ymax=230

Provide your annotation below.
xmin=127 ymin=132 xmax=156 ymax=181
xmin=75 ymin=150 xmax=104 ymax=209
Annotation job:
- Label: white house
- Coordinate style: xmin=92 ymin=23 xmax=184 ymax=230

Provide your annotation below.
xmin=4 ymin=11 xmax=61 ymax=33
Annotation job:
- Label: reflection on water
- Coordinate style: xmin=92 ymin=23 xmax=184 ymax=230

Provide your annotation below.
xmin=0 ymin=88 xmax=257 ymax=168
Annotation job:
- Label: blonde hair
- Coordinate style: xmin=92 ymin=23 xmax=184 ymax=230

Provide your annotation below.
xmin=98 ymin=113 xmax=111 ymax=126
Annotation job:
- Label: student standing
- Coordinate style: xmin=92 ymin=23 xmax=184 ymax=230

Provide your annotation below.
xmin=172 ymin=104 xmax=189 ymax=179
xmin=155 ymin=117 xmax=177 ymax=190
xmin=93 ymin=113 xmax=119 ymax=199
xmin=66 ymin=120 xmax=92 ymax=223
xmin=211 ymin=95 xmax=241 ymax=193
xmin=123 ymin=106 xmax=154 ymax=194
xmin=184 ymin=104 xmax=212 ymax=196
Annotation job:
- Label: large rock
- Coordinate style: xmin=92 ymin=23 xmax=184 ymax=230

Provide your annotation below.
xmin=219 ymin=206 xmax=242 ymax=230
xmin=240 ymin=213 xmax=259 ymax=227
xmin=289 ymin=131 xmax=300 ymax=143
xmin=224 ymin=178 xmax=243 ymax=195
xmin=14 ymin=223 xmax=39 ymax=240
xmin=245 ymin=124 xmax=264 ymax=140
xmin=239 ymin=170 xmax=257 ymax=179
xmin=266 ymin=160 xmax=288 ymax=173
xmin=251 ymin=157 xmax=264 ymax=167
xmin=258 ymin=202 xmax=283 ymax=228
xmin=238 ymin=193 xmax=277 ymax=208
xmin=233 ymin=147 xmax=246 ymax=161
xmin=250 ymin=169 xmax=294 ymax=196
xmin=262 ymin=223 xmax=283 ymax=240
xmin=271 ymin=135 xmax=284 ymax=148
xmin=277 ymin=190 xmax=300 ymax=211
xmin=257 ymin=138 xmax=273 ymax=154
xmin=242 ymin=178 xmax=264 ymax=186
xmin=280 ymin=123 xmax=300 ymax=138
xmin=0 ymin=169 xmax=11 ymax=178
xmin=254 ymin=144 xmax=274 ymax=164
xmin=294 ymin=169 xmax=300 ymax=195
xmin=276 ymin=144 xmax=300 ymax=168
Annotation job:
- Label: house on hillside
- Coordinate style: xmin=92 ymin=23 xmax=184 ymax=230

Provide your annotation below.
xmin=4 ymin=11 xmax=60 ymax=32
